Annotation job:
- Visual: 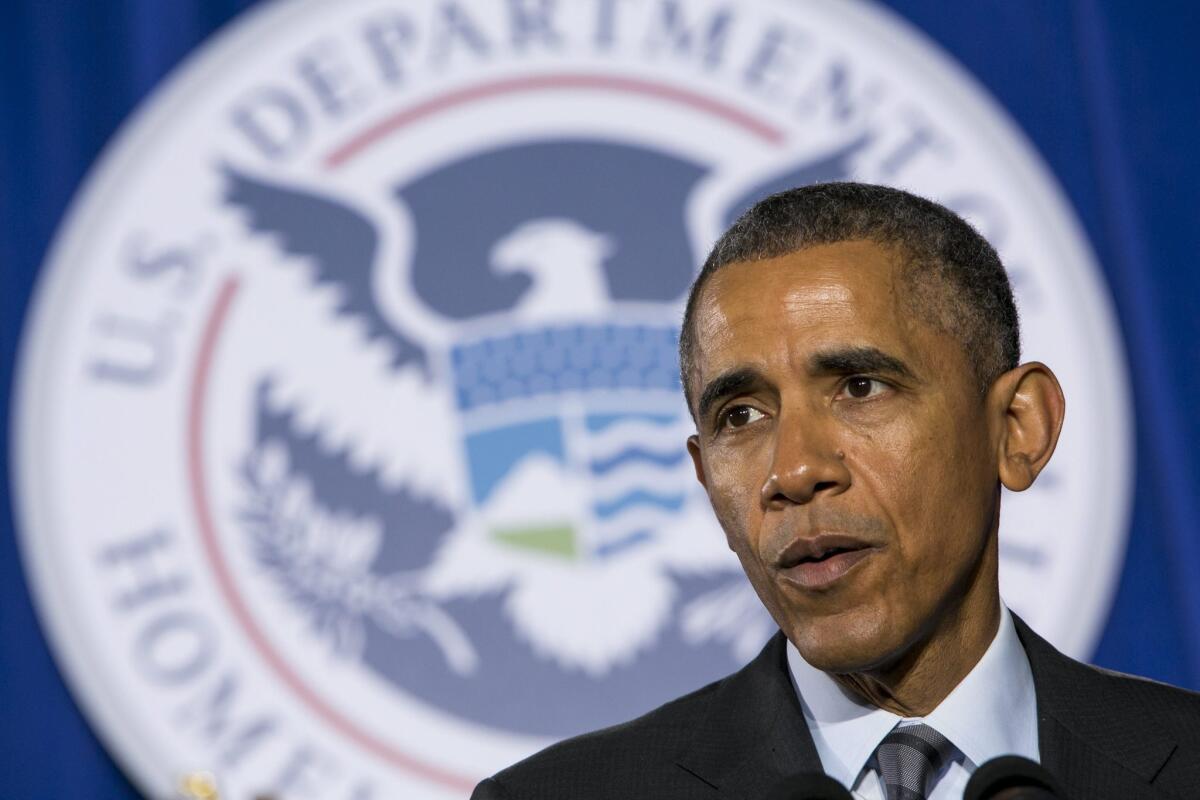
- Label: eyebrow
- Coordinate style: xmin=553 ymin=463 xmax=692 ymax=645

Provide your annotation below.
xmin=696 ymin=367 xmax=766 ymax=423
xmin=694 ymin=347 xmax=917 ymax=423
xmin=809 ymin=346 xmax=917 ymax=381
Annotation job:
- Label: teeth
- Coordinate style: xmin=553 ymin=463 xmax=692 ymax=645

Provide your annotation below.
xmin=803 ymin=547 xmax=847 ymax=563
xmin=790 ymin=545 xmax=859 ymax=566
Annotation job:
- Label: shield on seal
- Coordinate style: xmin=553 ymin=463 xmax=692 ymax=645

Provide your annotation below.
xmin=454 ymin=322 xmax=688 ymax=564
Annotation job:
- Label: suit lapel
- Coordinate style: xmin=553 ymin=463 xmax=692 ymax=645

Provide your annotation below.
xmin=1038 ymin=713 xmax=1172 ymax=799
xmin=675 ymin=632 xmax=824 ymax=798
xmin=1015 ymin=616 xmax=1179 ymax=798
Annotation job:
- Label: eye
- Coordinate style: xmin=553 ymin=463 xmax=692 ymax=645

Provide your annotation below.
xmin=721 ymin=405 xmax=766 ymax=429
xmin=840 ymin=376 xmax=888 ymax=400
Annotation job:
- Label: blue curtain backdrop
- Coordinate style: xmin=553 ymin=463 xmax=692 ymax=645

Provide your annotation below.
xmin=1 ymin=1 xmax=1197 ymax=796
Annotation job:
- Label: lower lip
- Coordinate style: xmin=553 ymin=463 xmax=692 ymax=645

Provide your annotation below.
xmin=779 ymin=548 xmax=876 ymax=590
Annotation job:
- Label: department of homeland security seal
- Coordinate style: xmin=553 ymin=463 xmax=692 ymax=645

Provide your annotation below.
xmin=14 ymin=1 xmax=1132 ymax=797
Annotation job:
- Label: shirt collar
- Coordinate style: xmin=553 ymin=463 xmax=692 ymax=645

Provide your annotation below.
xmin=786 ymin=606 xmax=1039 ymax=787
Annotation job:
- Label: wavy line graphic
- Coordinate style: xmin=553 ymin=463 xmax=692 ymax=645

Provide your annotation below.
xmin=585 ymin=420 xmax=689 ymax=460
xmin=593 ymin=529 xmax=653 ymax=558
xmin=588 ymin=461 xmax=695 ymax=498
xmin=585 ymin=411 xmax=677 ymax=433
xmin=590 ymin=447 xmax=687 ymax=475
xmin=593 ymin=489 xmax=686 ymax=519
xmin=589 ymin=505 xmax=679 ymax=539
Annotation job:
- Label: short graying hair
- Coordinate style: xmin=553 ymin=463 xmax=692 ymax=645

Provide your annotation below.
xmin=679 ymin=182 xmax=1020 ymax=413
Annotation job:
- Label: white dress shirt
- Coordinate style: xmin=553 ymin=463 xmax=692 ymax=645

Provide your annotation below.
xmin=786 ymin=606 xmax=1039 ymax=799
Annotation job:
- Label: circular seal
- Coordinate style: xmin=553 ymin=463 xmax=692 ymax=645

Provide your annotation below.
xmin=14 ymin=1 xmax=1132 ymax=797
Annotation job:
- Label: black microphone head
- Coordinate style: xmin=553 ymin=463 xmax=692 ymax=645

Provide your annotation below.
xmin=964 ymin=755 xmax=1065 ymax=800
xmin=764 ymin=772 xmax=854 ymax=800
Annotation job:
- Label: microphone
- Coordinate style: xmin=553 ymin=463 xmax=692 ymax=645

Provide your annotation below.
xmin=764 ymin=772 xmax=854 ymax=799
xmin=964 ymin=756 xmax=1065 ymax=799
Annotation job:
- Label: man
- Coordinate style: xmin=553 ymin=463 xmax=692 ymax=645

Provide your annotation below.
xmin=471 ymin=183 xmax=1200 ymax=799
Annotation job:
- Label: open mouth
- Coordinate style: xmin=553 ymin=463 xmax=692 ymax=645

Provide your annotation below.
xmin=778 ymin=537 xmax=878 ymax=590
xmin=796 ymin=546 xmax=858 ymax=564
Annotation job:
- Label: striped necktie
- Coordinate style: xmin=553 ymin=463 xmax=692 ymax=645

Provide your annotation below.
xmin=873 ymin=723 xmax=957 ymax=800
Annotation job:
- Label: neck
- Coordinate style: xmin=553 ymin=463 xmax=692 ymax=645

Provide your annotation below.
xmin=834 ymin=543 xmax=1002 ymax=717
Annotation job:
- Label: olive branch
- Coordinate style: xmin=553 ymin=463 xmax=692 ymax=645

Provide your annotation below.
xmin=238 ymin=440 xmax=479 ymax=675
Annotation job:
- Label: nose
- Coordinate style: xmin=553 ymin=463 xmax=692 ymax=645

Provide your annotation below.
xmin=760 ymin=413 xmax=851 ymax=507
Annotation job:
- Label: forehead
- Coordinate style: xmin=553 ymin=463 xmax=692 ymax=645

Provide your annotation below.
xmin=692 ymin=240 xmax=921 ymax=368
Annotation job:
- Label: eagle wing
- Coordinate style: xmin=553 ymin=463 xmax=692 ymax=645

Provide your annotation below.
xmin=220 ymin=165 xmax=463 ymax=505
xmin=222 ymin=165 xmax=427 ymax=370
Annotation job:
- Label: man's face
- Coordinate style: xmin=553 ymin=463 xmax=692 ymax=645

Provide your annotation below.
xmin=686 ymin=240 xmax=1002 ymax=674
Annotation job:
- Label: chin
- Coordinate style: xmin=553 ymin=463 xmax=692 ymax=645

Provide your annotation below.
xmin=785 ymin=607 xmax=903 ymax=674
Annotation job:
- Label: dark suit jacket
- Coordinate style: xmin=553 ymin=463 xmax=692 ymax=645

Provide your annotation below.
xmin=471 ymin=617 xmax=1200 ymax=799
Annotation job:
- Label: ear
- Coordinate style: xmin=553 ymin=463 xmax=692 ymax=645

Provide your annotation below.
xmin=990 ymin=362 xmax=1066 ymax=492
xmin=686 ymin=434 xmax=708 ymax=490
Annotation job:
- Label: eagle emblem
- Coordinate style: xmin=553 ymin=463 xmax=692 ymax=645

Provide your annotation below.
xmin=222 ymin=136 xmax=866 ymax=736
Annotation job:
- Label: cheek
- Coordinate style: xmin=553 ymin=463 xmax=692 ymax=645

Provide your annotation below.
xmin=701 ymin=448 xmax=767 ymax=549
xmin=848 ymin=424 xmax=923 ymax=511
xmin=853 ymin=411 xmax=994 ymax=564
xmin=706 ymin=477 xmax=755 ymax=548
